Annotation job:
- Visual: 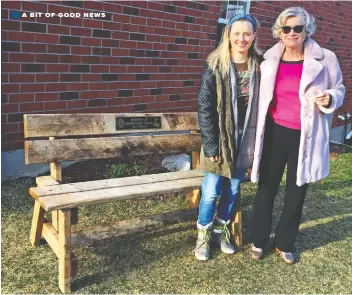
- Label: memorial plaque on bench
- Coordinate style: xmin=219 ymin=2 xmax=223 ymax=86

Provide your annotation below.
xmin=116 ymin=116 xmax=162 ymax=130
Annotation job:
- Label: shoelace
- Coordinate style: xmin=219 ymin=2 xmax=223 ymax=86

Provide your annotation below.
xmin=221 ymin=224 xmax=231 ymax=244
xmin=194 ymin=229 xmax=211 ymax=252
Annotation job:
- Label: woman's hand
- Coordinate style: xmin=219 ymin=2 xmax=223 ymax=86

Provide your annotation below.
xmin=314 ymin=92 xmax=331 ymax=107
xmin=208 ymin=156 xmax=221 ymax=163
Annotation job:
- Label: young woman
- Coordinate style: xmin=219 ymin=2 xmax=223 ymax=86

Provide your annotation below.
xmin=195 ymin=14 xmax=262 ymax=261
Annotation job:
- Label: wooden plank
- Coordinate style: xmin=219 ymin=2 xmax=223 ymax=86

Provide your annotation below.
xmin=231 ymin=194 xmax=242 ymax=248
xmin=42 ymin=222 xmax=59 ymax=258
xmin=186 ymin=141 xmax=201 ymax=208
xmin=29 ymin=201 xmax=45 ymax=246
xmin=36 ymin=176 xmax=60 ymax=187
xmin=24 ymin=113 xmax=199 ymax=138
xmin=49 ymin=137 xmax=63 ymax=231
xmin=71 ymin=208 xmax=198 ymax=245
xmin=58 ymin=209 xmax=71 ymax=293
xmin=25 ymin=133 xmax=202 ymax=164
xmin=30 ymin=170 xmax=205 ymax=198
xmin=33 ymin=176 xmax=204 ymax=211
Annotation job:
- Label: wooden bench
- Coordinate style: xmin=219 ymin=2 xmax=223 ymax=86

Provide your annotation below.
xmin=24 ymin=113 xmax=243 ymax=293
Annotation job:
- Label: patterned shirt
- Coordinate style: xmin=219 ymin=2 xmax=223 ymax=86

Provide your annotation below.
xmin=234 ymin=61 xmax=250 ymax=130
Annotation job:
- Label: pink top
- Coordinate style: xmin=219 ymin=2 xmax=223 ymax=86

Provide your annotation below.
xmin=269 ymin=60 xmax=304 ymax=130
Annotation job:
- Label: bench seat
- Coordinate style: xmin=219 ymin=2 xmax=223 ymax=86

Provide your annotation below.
xmin=30 ymin=170 xmax=205 ymax=212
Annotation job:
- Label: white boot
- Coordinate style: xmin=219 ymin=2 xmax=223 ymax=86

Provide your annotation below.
xmin=194 ymin=221 xmax=212 ymax=261
xmin=212 ymin=216 xmax=235 ymax=254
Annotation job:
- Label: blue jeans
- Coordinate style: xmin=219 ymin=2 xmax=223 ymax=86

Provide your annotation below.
xmin=198 ymin=172 xmax=242 ymax=226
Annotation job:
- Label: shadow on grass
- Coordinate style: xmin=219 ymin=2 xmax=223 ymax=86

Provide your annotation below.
xmin=296 ymin=215 xmax=352 ymax=252
xmin=71 ymin=223 xmax=195 ymax=291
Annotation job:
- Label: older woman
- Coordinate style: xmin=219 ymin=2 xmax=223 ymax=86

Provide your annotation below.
xmin=195 ymin=14 xmax=262 ymax=261
xmin=250 ymin=7 xmax=345 ymax=264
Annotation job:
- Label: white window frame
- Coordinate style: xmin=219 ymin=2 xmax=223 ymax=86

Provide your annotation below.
xmin=218 ymin=0 xmax=251 ymax=24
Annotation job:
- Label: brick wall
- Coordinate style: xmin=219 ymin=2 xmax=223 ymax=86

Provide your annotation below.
xmin=250 ymin=0 xmax=352 ymax=128
xmin=1 ymin=0 xmax=219 ymax=151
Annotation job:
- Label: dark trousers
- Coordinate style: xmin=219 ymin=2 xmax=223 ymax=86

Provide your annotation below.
xmin=252 ymin=118 xmax=309 ymax=252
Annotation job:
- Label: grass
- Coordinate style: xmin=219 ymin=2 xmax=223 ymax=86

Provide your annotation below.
xmin=1 ymin=153 xmax=352 ymax=294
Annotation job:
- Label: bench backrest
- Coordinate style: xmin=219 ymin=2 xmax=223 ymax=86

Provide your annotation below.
xmin=24 ymin=113 xmax=201 ymax=165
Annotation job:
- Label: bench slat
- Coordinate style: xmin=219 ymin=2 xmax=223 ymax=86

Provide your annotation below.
xmin=25 ymin=133 xmax=201 ymax=164
xmin=30 ymin=170 xmax=205 ymax=197
xmin=33 ymin=176 xmax=204 ymax=211
xmin=24 ymin=113 xmax=199 ymax=138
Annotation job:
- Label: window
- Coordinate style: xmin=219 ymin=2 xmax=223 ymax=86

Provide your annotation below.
xmin=216 ymin=0 xmax=251 ymax=44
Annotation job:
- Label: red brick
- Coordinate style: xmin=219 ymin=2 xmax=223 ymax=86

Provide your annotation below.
xmin=6 ymin=132 xmax=24 ymax=142
xmin=2 ymin=8 xmax=9 ymax=19
xmin=20 ymin=102 xmax=44 ymax=112
xmin=71 ymin=27 xmax=91 ymax=36
xmin=8 ymin=31 xmax=35 ymax=42
xmin=22 ymin=43 xmax=47 ymax=53
xmin=35 ymin=93 xmax=58 ymax=102
xmin=68 ymin=83 xmax=89 ymax=91
xmin=112 ymin=31 xmax=129 ymax=40
xmin=35 ymin=33 xmax=60 ymax=44
xmin=103 ymin=22 xmax=122 ymax=31
xmin=109 ymin=105 xmax=134 ymax=112
xmin=9 ymin=93 xmax=35 ymax=103
xmin=82 ymin=38 xmax=101 ymax=46
xmin=1 ymin=84 xmax=17 ymax=95
xmin=9 ymin=53 xmax=35 ymax=62
xmin=89 ymin=83 xmax=108 ymax=90
xmin=2 ymin=20 xmax=21 ymax=30
xmin=61 ymin=17 xmax=83 ymax=27
xmin=22 ymin=1 xmax=47 ymax=11
xmin=107 ymin=82 xmax=127 ymax=90
xmin=46 ymin=83 xmax=68 ymax=92
xmin=36 ymin=74 xmax=59 ymax=82
xmin=45 ymin=101 xmax=67 ymax=110
xmin=103 ymin=2 xmax=123 ymax=13
xmin=83 ymin=19 xmax=102 ymax=29
xmin=81 ymin=74 xmax=101 ymax=82
xmin=36 ymin=54 xmax=60 ymax=63
xmin=91 ymin=65 xmax=109 ymax=73
xmin=47 ymin=64 xmax=69 ymax=72
xmin=99 ymin=90 xmax=117 ymax=98
xmin=2 ymin=1 xmax=20 ymax=9
xmin=21 ymin=83 xmax=45 ymax=93
xmin=2 ymin=123 xmax=18 ymax=133
xmin=80 ymin=91 xmax=100 ymax=99
xmin=48 ymin=24 xmax=70 ymax=35
xmin=107 ymin=98 xmax=125 ymax=106
xmin=112 ymin=14 xmax=130 ymax=23
xmin=9 ymin=74 xmax=35 ymax=83
xmin=71 ymin=46 xmax=91 ymax=55
xmin=2 ymin=74 xmax=8 ymax=83
xmin=2 ymin=104 xmax=19 ymax=113
xmin=2 ymin=63 xmax=20 ymax=72
xmin=68 ymin=100 xmax=88 ymax=109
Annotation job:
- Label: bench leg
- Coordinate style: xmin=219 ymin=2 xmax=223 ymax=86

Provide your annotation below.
xmin=187 ymin=150 xmax=201 ymax=209
xmin=58 ymin=209 xmax=71 ymax=293
xmin=52 ymin=211 xmax=58 ymax=231
xmin=30 ymin=201 xmax=45 ymax=246
xmin=231 ymin=193 xmax=243 ymax=248
xmin=186 ymin=189 xmax=201 ymax=209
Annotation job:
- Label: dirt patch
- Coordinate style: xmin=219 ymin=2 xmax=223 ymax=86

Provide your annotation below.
xmin=61 ymin=154 xmax=169 ymax=183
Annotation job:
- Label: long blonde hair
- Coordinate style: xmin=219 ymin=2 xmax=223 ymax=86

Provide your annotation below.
xmin=207 ymin=17 xmax=262 ymax=78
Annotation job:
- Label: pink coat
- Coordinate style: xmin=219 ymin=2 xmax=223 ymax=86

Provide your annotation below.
xmin=251 ymin=38 xmax=345 ymax=186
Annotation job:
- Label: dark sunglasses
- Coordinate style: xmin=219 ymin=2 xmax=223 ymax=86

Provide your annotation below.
xmin=281 ymin=25 xmax=304 ymax=34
